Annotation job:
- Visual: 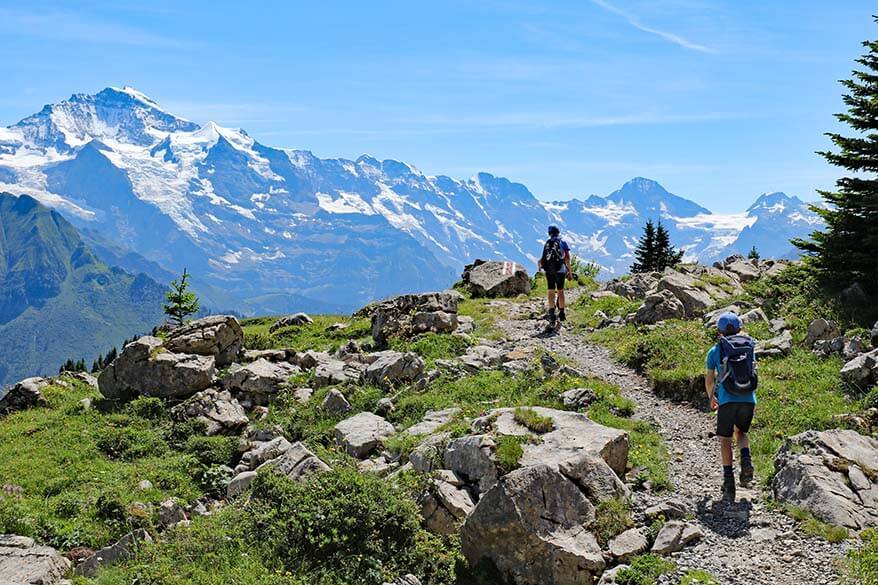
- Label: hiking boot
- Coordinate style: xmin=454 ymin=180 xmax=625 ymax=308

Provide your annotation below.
xmin=559 ymin=308 xmax=567 ymax=322
xmin=740 ymin=459 xmax=754 ymax=486
xmin=547 ymin=309 xmax=557 ymax=327
xmin=722 ymin=475 xmax=736 ymax=502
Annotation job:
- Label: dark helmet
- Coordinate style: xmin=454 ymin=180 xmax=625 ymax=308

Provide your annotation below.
xmin=547 ymin=225 xmax=560 ymax=236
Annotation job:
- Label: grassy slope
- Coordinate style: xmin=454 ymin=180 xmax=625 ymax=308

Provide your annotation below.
xmin=0 ymin=379 xmax=203 ymax=550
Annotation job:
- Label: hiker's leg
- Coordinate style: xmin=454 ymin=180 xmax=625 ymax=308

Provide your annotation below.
xmin=547 ymin=289 xmax=556 ymax=310
xmin=719 ymin=437 xmax=733 ymax=466
xmin=557 ymin=290 xmax=566 ymax=309
xmin=734 ymin=426 xmax=750 ymax=450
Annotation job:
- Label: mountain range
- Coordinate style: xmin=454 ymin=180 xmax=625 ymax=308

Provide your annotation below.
xmin=0 ymin=87 xmax=823 ymax=316
xmin=0 ymin=193 xmax=166 ymax=385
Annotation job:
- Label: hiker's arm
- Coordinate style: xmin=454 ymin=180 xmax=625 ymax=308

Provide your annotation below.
xmin=705 ymin=369 xmax=718 ymax=409
xmin=564 ymin=251 xmax=572 ymax=273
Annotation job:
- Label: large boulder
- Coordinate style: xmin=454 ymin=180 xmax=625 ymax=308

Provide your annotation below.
xmin=656 ymin=272 xmax=714 ymax=317
xmin=222 ymin=358 xmax=300 ymax=405
xmin=75 ymin=529 xmax=152 ymax=577
xmin=773 ymin=429 xmax=878 ymax=529
xmin=170 ymin=388 xmax=249 ymax=435
xmin=805 ymin=318 xmax=841 ymax=348
xmin=0 ymin=377 xmax=49 ymax=415
xmin=724 ymin=258 xmax=760 ymax=282
xmin=461 ymin=464 xmax=606 ymax=585
xmin=756 ymin=329 xmax=793 ymax=358
xmin=465 ymin=260 xmax=532 ymax=298
xmin=365 ymin=351 xmax=425 ymax=388
xmin=604 ymin=273 xmax=658 ymax=299
xmin=840 ymin=349 xmax=878 ymax=390
xmin=98 ymin=336 xmax=216 ymax=401
xmin=334 ymin=412 xmax=396 ymax=458
xmin=0 ymin=537 xmax=70 ymax=584
xmin=255 ymin=440 xmax=330 ymax=481
xmin=313 ymin=358 xmax=366 ymax=388
xmin=368 ymin=292 xmax=459 ymax=346
xmin=633 ymin=290 xmax=685 ymax=324
xmin=269 ymin=313 xmax=313 ymax=333
xmin=420 ymin=478 xmax=476 ymax=535
xmin=164 ymin=315 xmax=244 ymax=367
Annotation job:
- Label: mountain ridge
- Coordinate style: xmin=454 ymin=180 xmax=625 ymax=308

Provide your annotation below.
xmin=0 ymin=87 xmax=823 ymax=312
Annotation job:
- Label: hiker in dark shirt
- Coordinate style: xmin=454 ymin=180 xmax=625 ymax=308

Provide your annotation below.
xmin=537 ymin=225 xmax=572 ymax=328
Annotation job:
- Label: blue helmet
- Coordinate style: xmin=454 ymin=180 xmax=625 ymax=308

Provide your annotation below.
xmin=547 ymin=225 xmax=560 ymax=236
xmin=717 ymin=312 xmax=742 ymax=335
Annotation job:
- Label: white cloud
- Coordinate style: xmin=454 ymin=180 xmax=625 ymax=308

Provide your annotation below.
xmin=590 ymin=0 xmax=717 ymax=54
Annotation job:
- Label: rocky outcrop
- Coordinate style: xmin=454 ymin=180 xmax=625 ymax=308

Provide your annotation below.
xmin=170 ymin=388 xmax=248 ymax=435
xmin=773 ymin=429 xmax=878 ymax=529
xmin=0 ymin=377 xmax=49 ymax=415
xmin=656 ymin=272 xmax=714 ymax=317
xmin=461 ymin=463 xmax=606 ymax=585
xmin=269 ymin=313 xmax=313 ymax=332
xmin=604 ymin=273 xmax=658 ymax=299
xmin=463 ymin=260 xmax=532 ymax=298
xmin=0 ymin=536 xmax=70 ymax=584
xmin=633 ymin=290 xmax=685 ymax=324
xmin=420 ymin=477 xmax=476 ymax=535
xmin=840 ymin=349 xmax=878 ymax=390
xmin=334 ymin=412 xmax=396 ymax=458
xmin=221 ymin=358 xmax=300 ymax=405
xmin=312 ymin=358 xmax=365 ymax=388
xmin=757 ymin=329 xmax=793 ymax=358
xmin=805 ymin=318 xmax=841 ymax=348
xmin=75 ymin=529 xmax=152 ymax=577
xmin=229 ymin=437 xmax=329 ymax=497
xmin=98 ymin=336 xmax=215 ymax=401
xmin=364 ymin=351 xmax=425 ymax=388
xmin=164 ymin=315 xmax=244 ymax=367
xmin=368 ymin=292 xmax=459 ymax=346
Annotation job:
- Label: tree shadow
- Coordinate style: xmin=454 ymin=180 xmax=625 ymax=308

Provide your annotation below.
xmin=695 ymin=495 xmax=752 ymax=538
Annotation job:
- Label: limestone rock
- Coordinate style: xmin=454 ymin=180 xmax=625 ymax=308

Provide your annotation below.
xmin=421 ymin=478 xmax=476 ymax=535
xmin=0 ymin=377 xmax=49 ymax=415
xmin=444 ymin=435 xmax=500 ymax=495
xmin=365 ymin=351 xmax=425 ymax=388
xmin=75 ymin=529 xmax=152 ymax=577
xmin=407 ymin=408 xmax=461 ymax=436
xmin=321 ymin=389 xmax=352 ymax=414
xmin=256 ymin=440 xmax=330 ymax=481
xmin=725 ymin=258 xmax=760 ymax=282
xmin=604 ymin=273 xmax=658 ymax=299
xmin=656 ymin=272 xmax=714 ymax=317
xmin=0 ymin=537 xmax=70 ymax=585
xmin=383 ymin=575 xmax=422 ymax=585
xmin=368 ymin=292 xmax=459 ymax=346
xmin=98 ymin=336 xmax=215 ymax=401
xmin=634 ymin=290 xmax=685 ymax=324
xmin=334 ymin=412 xmax=396 ymax=458
xmin=805 ymin=318 xmax=841 ymax=348
xmin=375 ymin=397 xmax=395 ymax=415
xmin=458 ymin=345 xmax=506 ymax=372
xmin=159 ymin=499 xmax=186 ymax=527
xmin=608 ymin=528 xmax=648 ymax=562
xmin=756 ymin=329 xmax=793 ymax=358
xmin=222 ymin=358 xmax=300 ymax=404
xmin=644 ymin=499 xmax=688 ymax=521
xmin=560 ymin=387 xmax=596 ymax=410
xmin=465 ymin=260 xmax=532 ymax=298
xmin=170 ymin=388 xmax=248 ymax=435
xmin=409 ymin=432 xmax=451 ymax=472
xmin=840 ymin=349 xmax=878 ymax=390
xmin=165 ymin=315 xmax=244 ymax=366
xmin=227 ymin=471 xmax=257 ymax=498
xmin=773 ymin=428 xmax=878 ymax=529
xmin=461 ymin=464 xmax=605 ymax=585
xmin=269 ymin=313 xmax=313 ymax=333
xmin=312 ymin=358 xmax=365 ymax=388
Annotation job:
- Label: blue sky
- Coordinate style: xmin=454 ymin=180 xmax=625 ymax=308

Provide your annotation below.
xmin=0 ymin=1 xmax=873 ymax=212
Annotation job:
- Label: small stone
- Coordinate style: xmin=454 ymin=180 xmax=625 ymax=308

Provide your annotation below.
xmin=136 ymin=480 xmax=153 ymax=491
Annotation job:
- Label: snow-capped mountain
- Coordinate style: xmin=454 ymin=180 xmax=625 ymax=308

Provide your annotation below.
xmin=0 ymin=88 xmax=823 ymax=313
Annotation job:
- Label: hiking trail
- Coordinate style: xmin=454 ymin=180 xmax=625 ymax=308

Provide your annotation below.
xmin=495 ymin=290 xmax=851 ymax=585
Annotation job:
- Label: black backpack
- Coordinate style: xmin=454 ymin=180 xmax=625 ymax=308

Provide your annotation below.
xmin=717 ymin=334 xmax=758 ymax=395
xmin=541 ymin=237 xmax=565 ymax=273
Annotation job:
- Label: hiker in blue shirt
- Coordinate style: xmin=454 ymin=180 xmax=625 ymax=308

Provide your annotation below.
xmin=705 ymin=312 xmax=757 ymax=502
xmin=537 ymin=225 xmax=572 ymax=328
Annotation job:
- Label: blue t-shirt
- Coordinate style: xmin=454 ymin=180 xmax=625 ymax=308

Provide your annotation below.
xmin=546 ymin=237 xmax=571 ymax=273
xmin=706 ymin=344 xmax=757 ymax=406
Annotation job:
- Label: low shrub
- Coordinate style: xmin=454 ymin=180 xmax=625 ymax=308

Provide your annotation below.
xmin=615 ymin=554 xmax=676 ymax=585
xmin=184 ymin=435 xmax=239 ymax=467
xmin=512 ymin=407 xmax=554 ymax=433
xmin=845 ymin=527 xmax=878 ymax=585
xmin=592 ymin=497 xmax=634 ymax=546
xmin=681 ymin=569 xmax=720 ymax=585
xmin=494 ymin=435 xmax=527 ymax=474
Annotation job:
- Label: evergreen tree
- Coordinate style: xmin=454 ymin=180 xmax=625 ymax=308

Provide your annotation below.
xmin=91 ymin=358 xmax=101 ymax=373
xmin=163 ymin=268 xmax=200 ymax=327
xmin=631 ymin=220 xmax=657 ymax=273
xmin=794 ymin=23 xmax=878 ymax=297
xmin=748 ymin=246 xmax=760 ymax=261
xmin=654 ymin=221 xmax=684 ymax=270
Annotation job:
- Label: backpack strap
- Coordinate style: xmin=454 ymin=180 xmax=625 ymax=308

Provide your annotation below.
xmin=716 ymin=340 xmax=731 ymax=386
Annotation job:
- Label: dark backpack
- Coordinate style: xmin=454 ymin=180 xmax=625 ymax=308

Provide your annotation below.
xmin=717 ymin=334 xmax=758 ymax=395
xmin=541 ymin=237 xmax=565 ymax=273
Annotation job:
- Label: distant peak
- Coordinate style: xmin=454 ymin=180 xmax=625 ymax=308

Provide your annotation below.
xmin=104 ymin=86 xmax=160 ymax=106
xmin=621 ymin=177 xmax=666 ymax=192
xmin=747 ymin=191 xmax=804 ymax=212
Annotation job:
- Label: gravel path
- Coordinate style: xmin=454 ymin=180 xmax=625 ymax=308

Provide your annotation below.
xmin=494 ymin=291 xmax=851 ymax=585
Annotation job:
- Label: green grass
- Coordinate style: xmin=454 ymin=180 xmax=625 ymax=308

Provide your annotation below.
xmin=457 ymin=297 xmax=503 ymax=340
xmin=495 ymin=435 xmax=527 ymax=474
xmin=512 ymin=407 xmax=554 ymax=433
xmin=84 ymin=469 xmax=460 ymax=585
xmin=569 ymin=293 xmax=641 ymax=330
xmin=592 ymin=497 xmax=634 ymax=546
xmin=845 ymin=528 xmax=878 ymax=585
xmin=241 ymin=314 xmax=372 ymax=352
xmin=389 ymin=333 xmax=472 ymax=367
xmin=680 ymin=569 xmax=720 ymax=585
xmin=0 ymin=378 xmax=204 ymax=550
xmin=615 ymin=554 xmax=676 ymax=585
xmin=784 ymin=504 xmax=850 ymax=543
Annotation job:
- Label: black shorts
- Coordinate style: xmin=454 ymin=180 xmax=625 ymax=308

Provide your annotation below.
xmin=716 ymin=402 xmax=755 ymax=438
xmin=546 ymin=272 xmax=566 ymax=290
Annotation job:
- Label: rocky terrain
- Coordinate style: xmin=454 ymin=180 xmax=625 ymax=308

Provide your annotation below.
xmin=0 ymin=258 xmax=876 ymax=584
